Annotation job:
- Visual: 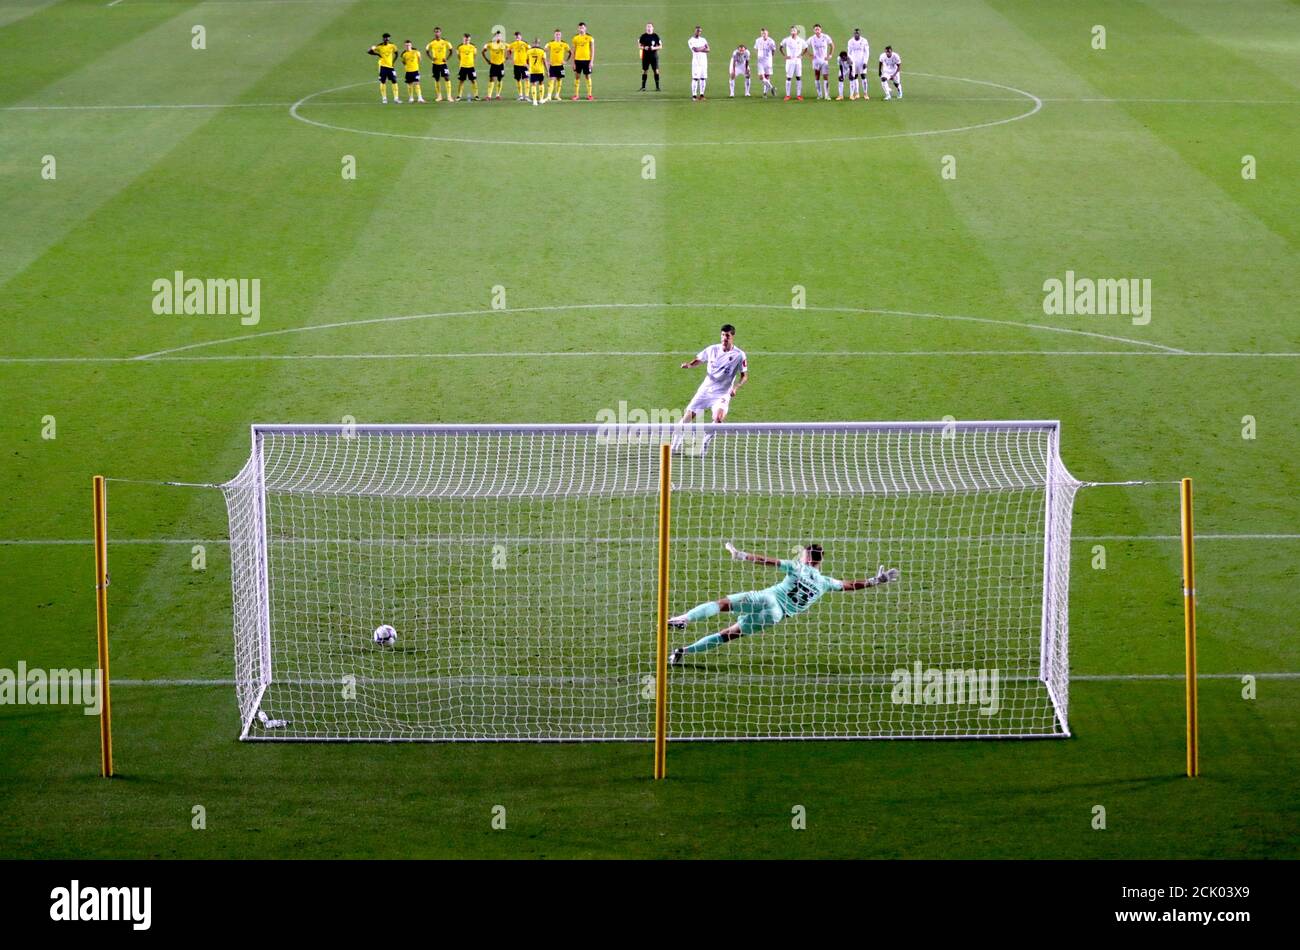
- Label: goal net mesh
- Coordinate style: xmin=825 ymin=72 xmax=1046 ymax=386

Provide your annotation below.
xmin=222 ymin=423 xmax=1078 ymax=741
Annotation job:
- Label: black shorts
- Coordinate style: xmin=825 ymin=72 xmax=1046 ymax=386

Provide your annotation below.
xmin=514 ymin=64 xmax=528 ymax=80
xmin=574 ymin=59 xmax=591 ymax=75
xmin=378 ymin=66 xmax=397 ymax=83
xmin=458 ymin=66 xmax=476 ymax=81
xmin=489 ymin=63 xmax=505 ymax=79
xmin=641 ymin=50 xmax=659 ymax=70
xmin=548 ymin=64 xmax=564 ymax=79
xmin=404 ymin=70 xmax=420 ymax=84
xmin=431 ymin=63 xmax=448 ymax=79
xmin=529 ymin=72 xmax=544 ymax=84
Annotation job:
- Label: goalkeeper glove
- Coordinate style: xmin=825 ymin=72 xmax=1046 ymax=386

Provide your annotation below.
xmin=873 ymin=565 xmax=901 ymax=585
xmin=725 ymin=542 xmax=750 ymax=561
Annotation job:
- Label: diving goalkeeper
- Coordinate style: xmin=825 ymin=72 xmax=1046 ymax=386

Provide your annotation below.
xmin=667 ymin=543 xmax=900 ymax=664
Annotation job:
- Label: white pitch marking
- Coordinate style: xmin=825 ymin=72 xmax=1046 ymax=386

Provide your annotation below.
xmin=125 ymin=302 xmax=1184 ymax=361
xmin=288 ymin=72 xmax=1044 ymax=147
xmin=6 ymin=96 xmax=1294 ymax=113
xmin=5 ymin=350 xmax=1300 ymax=364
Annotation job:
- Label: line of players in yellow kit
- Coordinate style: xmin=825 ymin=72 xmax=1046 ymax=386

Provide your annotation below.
xmin=368 ymin=25 xmax=597 ymax=104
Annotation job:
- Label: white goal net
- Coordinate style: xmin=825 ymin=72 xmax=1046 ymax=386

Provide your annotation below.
xmin=222 ymin=422 xmax=1079 ymax=742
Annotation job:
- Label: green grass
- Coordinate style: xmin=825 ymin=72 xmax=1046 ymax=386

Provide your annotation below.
xmin=1 ymin=0 xmax=1297 ymax=859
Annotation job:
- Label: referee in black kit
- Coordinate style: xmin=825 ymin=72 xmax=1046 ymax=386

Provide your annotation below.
xmin=638 ymin=22 xmax=662 ymax=90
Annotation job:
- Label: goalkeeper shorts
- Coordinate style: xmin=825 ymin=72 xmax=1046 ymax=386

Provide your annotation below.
xmin=728 ymin=590 xmax=784 ymax=635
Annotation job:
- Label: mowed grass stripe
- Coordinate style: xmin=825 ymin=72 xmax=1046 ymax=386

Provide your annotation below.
xmin=0 ymin=0 xmax=372 ymax=301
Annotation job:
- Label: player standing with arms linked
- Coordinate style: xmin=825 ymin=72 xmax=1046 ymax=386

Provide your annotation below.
xmin=671 ymin=324 xmax=747 ymax=457
xmin=638 ymin=23 xmax=662 ymax=91
xmin=687 ymin=26 xmax=710 ymax=100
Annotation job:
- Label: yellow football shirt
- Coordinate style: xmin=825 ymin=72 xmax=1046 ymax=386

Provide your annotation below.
xmin=572 ymin=34 xmax=593 ymax=61
xmin=457 ymin=43 xmax=477 ymax=67
xmin=545 ymin=40 xmax=570 ymax=66
xmin=426 ymin=39 xmax=451 ymax=64
xmin=486 ymin=40 xmax=507 ymax=65
xmin=509 ymin=39 xmax=529 ymax=66
xmin=372 ymin=43 xmax=397 ymax=69
xmin=399 ymin=49 xmax=420 ymax=71
xmin=527 ymin=47 xmax=546 ymax=74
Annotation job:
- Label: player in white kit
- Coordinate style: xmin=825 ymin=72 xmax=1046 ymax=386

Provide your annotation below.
xmin=729 ymin=44 xmax=751 ymax=97
xmin=807 ymin=24 xmax=834 ymax=100
xmin=779 ymin=26 xmax=807 ymax=100
xmin=672 ymin=324 xmax=748 ymax=457
xmin=753 ymin=28 xmax=777 ymax=96
xmin=688 ymin=26 xmax=710 ymax=100
xmin=879 ymin=45 xmax=902 ymax=99
xmin=846 ymin=28 xmax=870 ymax=100
xmin=836 ymin=51 xmax=855 ymax=100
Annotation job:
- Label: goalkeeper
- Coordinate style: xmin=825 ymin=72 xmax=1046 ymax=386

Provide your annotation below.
xmin=667 ymin=543 xmax=900 ymax=664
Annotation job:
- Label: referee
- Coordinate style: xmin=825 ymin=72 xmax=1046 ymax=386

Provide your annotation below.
xmin=638 ymin=22 xmax=662 ymax=90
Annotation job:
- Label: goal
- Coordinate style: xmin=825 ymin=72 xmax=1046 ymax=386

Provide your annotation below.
xmin=221 ymin=422 xmax=1080 ymax=742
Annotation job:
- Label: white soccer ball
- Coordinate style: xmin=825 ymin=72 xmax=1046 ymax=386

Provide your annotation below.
xmin=373 ymin=624 xmax=397 ymax=646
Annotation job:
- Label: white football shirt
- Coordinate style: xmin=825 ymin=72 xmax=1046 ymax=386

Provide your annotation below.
xmin=808 ymin=33 xmax=833 ymax=60
xmin=780 ymin=35 xmax=806 ymax=59
xmin=754 ymin=36 xmax=777 ymax=62
xmin=731 ymin=48 xmax=749 ymax=71
xmin=880 ymin=50 xmax=901 ymax=76
xmin=695 ymin=344 xmax=748 ymax=394
xmin=688 ymin=36 xmax=709 ymax=65
xmin=847 ymin=36 xmax=870 ymax=63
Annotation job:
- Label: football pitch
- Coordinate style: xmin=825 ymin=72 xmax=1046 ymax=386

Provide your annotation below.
xmin=1 ymin=0 xmax=1297 ymax=860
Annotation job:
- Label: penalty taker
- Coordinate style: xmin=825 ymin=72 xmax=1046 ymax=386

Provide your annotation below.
xmin=667 ymin=543 xmax=900 ymax=664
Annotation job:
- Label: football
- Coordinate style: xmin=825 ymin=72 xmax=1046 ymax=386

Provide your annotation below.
xmin=372 ymin=624 xmax=397 ymax=646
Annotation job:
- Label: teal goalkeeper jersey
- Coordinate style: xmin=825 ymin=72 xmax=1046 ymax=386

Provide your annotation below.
xmin=769 ymin=560 xmax=844 ymax=616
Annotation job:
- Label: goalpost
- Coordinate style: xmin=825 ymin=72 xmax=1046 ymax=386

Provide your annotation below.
xmin=219 ymin=421 xmax=1081 ymax=745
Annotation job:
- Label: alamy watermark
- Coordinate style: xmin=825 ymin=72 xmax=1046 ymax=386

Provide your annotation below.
xmin=890 ymin=662 xmax=1000 ymax=716
xmin=0 ymin=662 xmax=101 ymax=715
xmin=152 ymin=270 xmax=260 ymax=325
xmin=1042 ymin=270 xmax=1151 ymax=325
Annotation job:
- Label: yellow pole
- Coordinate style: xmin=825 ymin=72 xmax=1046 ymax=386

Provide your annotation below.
xmin=1180 ymin=478 xmax=1198 ymax=778
xmin=654 ymin=443 xmax=670 ymax=780
xmin=93 ymin=475 xmax=114 ymax=778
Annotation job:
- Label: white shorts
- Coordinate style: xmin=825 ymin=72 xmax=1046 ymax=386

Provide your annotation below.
xmin=882 ymin=70 xmax=899 ymax=81
xmin=850 ymin=57 xmax=867 ymax=77
xmin=785 ymin=59 xmax=802 ymax=79
xmin=756 ymin=58 xmax=773 ymax=74
xmin=686 ymin=388 xmax=731 ymax=417
xmin=812 ymin=58 xmax=829 ymax=72
xmin=692 ymin=65 xmax=708 ymax=80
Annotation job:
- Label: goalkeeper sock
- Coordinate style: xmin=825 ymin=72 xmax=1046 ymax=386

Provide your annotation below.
xmin=684 ymin=601 xmax=721 ymax=624
xmin=684 ymin=632 xmax=726 ymax=654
